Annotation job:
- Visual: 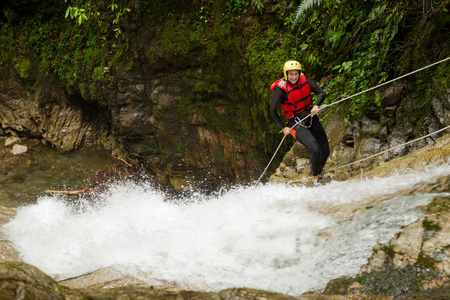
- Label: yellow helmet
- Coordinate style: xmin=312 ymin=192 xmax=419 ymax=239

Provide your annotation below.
xmin=283 ymin=60 xmax=302 ymax=80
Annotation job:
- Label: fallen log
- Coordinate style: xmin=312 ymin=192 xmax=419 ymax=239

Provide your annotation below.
xmin=44 ymin=189 xmax=87 ymax=195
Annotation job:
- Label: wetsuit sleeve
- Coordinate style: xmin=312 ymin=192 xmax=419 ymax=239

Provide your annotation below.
xmin=307 ymin=77 xmax=326 ymax=106
xmin=270 ymin=87 xmax=286 ymax=129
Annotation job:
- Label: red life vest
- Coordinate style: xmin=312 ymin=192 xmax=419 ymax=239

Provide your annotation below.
xmin=270 ymin=74 xmax=312 ymax=119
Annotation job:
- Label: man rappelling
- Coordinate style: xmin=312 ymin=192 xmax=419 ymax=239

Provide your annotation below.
xmin=270 ymin=60 xmax=330 ymax=187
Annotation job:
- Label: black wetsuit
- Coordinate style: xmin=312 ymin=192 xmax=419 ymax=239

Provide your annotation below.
xmin=270 ymin=77 xmax=330 ymax=176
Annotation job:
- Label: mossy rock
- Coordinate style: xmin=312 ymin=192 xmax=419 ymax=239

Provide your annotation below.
xmin=0 ymin=261 xmax=64 ymax=300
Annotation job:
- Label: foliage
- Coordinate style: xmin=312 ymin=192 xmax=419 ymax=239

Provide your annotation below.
xmin=64 ymin=0 xmax=130 ymax=38
xmin=108 ymin=3 xmax=131 ymax=38
xmin=65 ymin=5 xmax=90 ymax=25
xmin=285 ymin=0 xmax=450 ymax=125
xmin=0 ymin=0 xmax=137 ymax=102
xmin=292 ymin=0 xmax=326 ymax=29
xmin=247 ymin=27 xmax=291 ymax=139
xmin=251 ymin=0 xmax=264 ymax=14
xmin=1 ymin=0 xmax=449 ymax=172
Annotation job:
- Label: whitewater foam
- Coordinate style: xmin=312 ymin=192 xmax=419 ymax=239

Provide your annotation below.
xmin=4 ymin=164 xmax=450 ymax=295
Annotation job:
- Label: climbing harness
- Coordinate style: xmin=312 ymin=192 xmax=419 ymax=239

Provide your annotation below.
xmin=254 ymin=56 xmax=450 ymax=186
xmin=294 ymin=115 xmax=312 ymax=128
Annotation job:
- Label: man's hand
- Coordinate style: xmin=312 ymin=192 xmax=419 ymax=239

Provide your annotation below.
xmin=282 ymin=127 xmax=291 ymax=135
xmin=311 ymin=105 xmax=319 ymax=116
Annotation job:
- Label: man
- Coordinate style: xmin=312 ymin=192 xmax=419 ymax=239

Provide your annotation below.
xmin=270 ymin=60 xmax=330 ymax=187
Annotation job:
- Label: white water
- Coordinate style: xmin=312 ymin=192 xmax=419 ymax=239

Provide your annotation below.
xmin=4 ymin=165 xmax=450 ymax=295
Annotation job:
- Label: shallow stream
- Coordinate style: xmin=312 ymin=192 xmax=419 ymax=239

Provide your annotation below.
xmin=0 ymin=141 xmax=111 ymax=207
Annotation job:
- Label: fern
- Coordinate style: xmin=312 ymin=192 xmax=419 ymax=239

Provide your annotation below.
xmin=292 ymin=0 xmax=326 ymax=29
xmin=251 ymin=0 xmax=264 ymax=14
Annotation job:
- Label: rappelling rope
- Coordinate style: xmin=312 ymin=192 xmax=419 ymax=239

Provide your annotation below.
xmin=289 ymin=124 xmax=450 ymax=184
xmin=320 ymin=56 xmax=450 ymax=110
xmin=254 ymin=113 xmax=310 ymax=185
xmin=255 ymin=134 xmax=287 ymax=185
xmin=254 ymin=56 xmax=450 ymax=186
xmin=327 ymin=124 xmax=450 ymax=173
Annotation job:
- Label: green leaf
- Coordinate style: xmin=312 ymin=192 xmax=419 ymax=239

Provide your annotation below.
xmin=65 ymin=6 xmax=71 ymax=19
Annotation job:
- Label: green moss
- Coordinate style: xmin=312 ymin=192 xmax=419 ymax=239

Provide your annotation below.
xmin=412 ymin=286 xmax=450 ymax=300
xmin=155 ymin=17 xmax=205 ymax=57
xmin=13 ymin=58 xmax=28 ymax=77
xmin=422 ymin=218 xmax=442 ymax=232
xmin=378 ymin=244 xmax=398 ymax=261
xmin=13 ymin=58 xmax=32 ymax=80
xmin=175 ymin=142 xmax=185 ymax=158
xmin=326 ymin=265 xmax=440 ymax=298
xmin=417 ymin=252 xmax=439 ymax=268
xmin=0 ymin=0 xmax=136 ymax=103
xmin=426 ymin=197 xmax=450 ymax=213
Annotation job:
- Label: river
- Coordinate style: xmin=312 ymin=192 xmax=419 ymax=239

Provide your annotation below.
xmin=3 ymin=163 xmax=450 ymax=295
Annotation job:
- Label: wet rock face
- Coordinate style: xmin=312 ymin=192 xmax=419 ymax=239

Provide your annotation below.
xmin=0 ymin=60 xmax=252 ymax=191
xmin=0 ymin=257 xmax=349 ymax=300
xmin=0 ymin=206 xmax=19 ymax=263
xmin=0 ymin=72 xmax=113 ymax=152
xmin=328 ymin=206 xmax=450 ymax=299
xmin=431 ymin=88 xmax=450 ymax=127
xmin=111 ymin=56 xmax=255 ymax=190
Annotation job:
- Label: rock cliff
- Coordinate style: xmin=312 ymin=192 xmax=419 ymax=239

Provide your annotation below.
xmin=0 ymin=0 xmax=449 ymax=193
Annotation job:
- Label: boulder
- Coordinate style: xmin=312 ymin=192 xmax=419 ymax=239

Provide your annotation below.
xmin=283 ymin=151 xmax=297 ymax=167
xmin=342 ymin=127 xmax=355 ymax=147
xmin=295 ymin=158 xmax=309 ymax=173
xmin=292 ymin=142 xmax=309 ymax=158
xmin=219 ymin=288 xmax=349 ymax=300
xmin=0 ymin=206 xmax=20 ymax=263
xmin=387 ymin=129 xmax=407 ymax=158
xmin=282 ymin=166 xmax=297 ymax=178
xmin=355 ymin=138 xmax=382 ymax=160
xmin=422 ymin=212 xmax=450 ymax=270
xmin=12 ymin=144 xmax=27 ymax=155
xmin=360 ymin=115 xmax=381 ymax=137
xmin=4 ymin=136 xmax=20 ymax=147
xmin=0 ymin=73 xmax=116 ymax=153
xmin=431 ymin=89 xmax=450 ymax=127
xmin=380 ymin=83 xmax=405 ymax=107
xmin=0 ymin=262 xmax=64 ymax=300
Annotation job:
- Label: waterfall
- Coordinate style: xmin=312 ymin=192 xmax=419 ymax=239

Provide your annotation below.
xmin=4 ymin=164 xmax=450 ymax=295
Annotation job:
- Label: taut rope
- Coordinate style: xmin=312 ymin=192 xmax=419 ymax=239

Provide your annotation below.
xmin=254 ymin=56 xmax=450 ymax=186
